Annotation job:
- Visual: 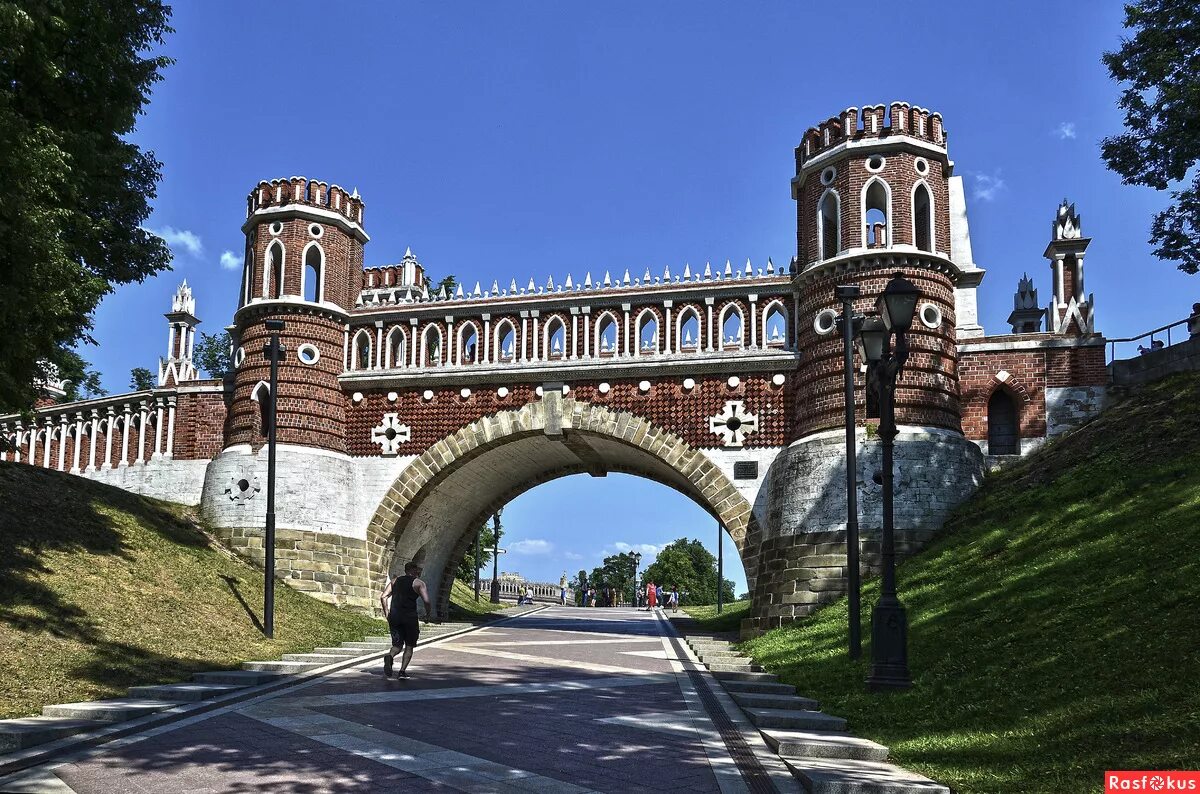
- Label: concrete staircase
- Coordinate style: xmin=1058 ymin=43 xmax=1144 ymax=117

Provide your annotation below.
xmin=0 ymin=621 xmax=473 ymax=756
xmin=682 ymin=634 xmax=949 ymax=794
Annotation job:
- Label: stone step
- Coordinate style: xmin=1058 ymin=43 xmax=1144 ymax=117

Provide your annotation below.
xmin=731 ymin=692 xmax=820 ymax=711
xmin=339 ymin=641 xmax=392 ymax=650
xmin=720 ymin=680 xmax=797 ymax=696
xmin=713 ymin=671 xmax=780 ymax=683
xmin=696 ymin=650 xmax=745 ymax=660
xmin=783 ymin=757 xmax=949 ymax=793
xmin=704 ymin=661 xmax=764 ymax=673
xmin=363 ymin=636 xmax=393 ymax=643
xmin=0 ymin=717 xmax=99 ymax=752
xmin=743 ymin=708 xmax=848 ymax=731
xmin=192 ymin=670 xmax=286 ymax=686
xmin=126 ymin=683 xmax=244 ymax=702
xmin=281 ymin=652 xmax=360 ymax=664
xmin=762 ymin=729 xmax=889 ymax=762
xmin=242 ymin=660 xmax=327 ymax=674
xmin=688 ymin=639 xmax=734 ymax=649
xmin=314 ymin=646 xmax=377 ymax=655
xmin=42 ymin=698 xmax=176 ymax=723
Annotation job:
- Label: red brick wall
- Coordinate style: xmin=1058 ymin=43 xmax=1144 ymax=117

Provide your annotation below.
xmin=172 ymin=387 xmax=228 ymax=460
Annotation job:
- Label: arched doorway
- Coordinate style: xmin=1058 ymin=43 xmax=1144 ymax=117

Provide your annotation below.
xmin=987 ymin=389 xmax=1019 ymax=455
xmin=363 ymin=398 xmax=762 ymax=619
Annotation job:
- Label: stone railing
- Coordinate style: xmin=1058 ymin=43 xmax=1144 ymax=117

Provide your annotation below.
xmin=479 ymin=579 xmax=571 ymax=603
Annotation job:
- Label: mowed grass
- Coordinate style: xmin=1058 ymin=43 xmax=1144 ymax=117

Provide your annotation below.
xmin=0 ymin=463 xmax=386 ymax=720
xmin=739 ymin=372 xmax=1200 ymax=793
xmin=447 ymin=579 xmax=509 ymax=619
xmin=681 ymin=601 xmax=750 ymax=633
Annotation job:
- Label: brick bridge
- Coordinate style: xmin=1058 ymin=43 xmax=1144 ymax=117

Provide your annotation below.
xmin=1 ymin=102 xmax=1109 ymax=635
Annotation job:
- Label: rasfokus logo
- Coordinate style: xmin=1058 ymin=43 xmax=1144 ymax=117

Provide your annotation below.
xmin=1107 ymin=772 xmax=1200 ymax=792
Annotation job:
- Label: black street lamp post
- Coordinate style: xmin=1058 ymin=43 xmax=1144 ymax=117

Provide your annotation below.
xmin=834 ymin=285 xmax=864 ymax=659
xmin=489 ymin=508 xmax=504 ymax=603
xmin=860 ymin=272 xmax=920 ymax=691
xmin=473 ymin=524 xmax=482 ymax=602
xmin=262 ymin=319 xmax=286 ymax=639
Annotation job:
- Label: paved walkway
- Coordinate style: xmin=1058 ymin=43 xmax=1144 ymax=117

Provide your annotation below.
xmin=0 ymin=607 xmax=798 ymax=793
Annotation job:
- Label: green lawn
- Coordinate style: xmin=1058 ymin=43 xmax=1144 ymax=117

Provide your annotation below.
xmin=447 ymin=579 xmax=510 ymax=619
xmin=739 ymin=372 xmax=1200 ymax=793
xmin=681 ymin=601 xmax=750 ymax=632
xmin=0 ymin=463 xmax=387 ymax=720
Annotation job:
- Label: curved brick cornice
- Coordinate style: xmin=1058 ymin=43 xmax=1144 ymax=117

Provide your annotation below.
xmin=362 ymin=398 xmax=760 ymax=616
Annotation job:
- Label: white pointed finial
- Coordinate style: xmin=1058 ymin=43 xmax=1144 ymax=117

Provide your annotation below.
xmin=565 ymin=274 xmax=574 ymax=289
xmin=546 ymin=275 xmax=555 ymax=291
xmin=603 ymin=271 xmax=611 ymax=286
xmin=510 ymin=278 xmax=519 ymax=292
xmin=622 ymin=269 xmax=631 ymax=285
xmin=724 ymin=259 xmax=733 ymax=277
xmin=745 ymin=258 xmax=753 ymax=275
xmin=351 ymin=187 xmax=360 ymax=199
xmin=663 ymin=265 xmax=671 ymax=281
xmin=527 ymin=277 xmax=536 ymax=292
xmin=584 ymin=272 xmax=593 ymax=288
xmin=683 ymin=263 xmax=692 ymax=279
xmin=767 ymin=257 xmax=775 ymax=274
xmin=704 ymin=261 xmax=712 ymax=279
xmin=491 ymin=280 xmax=500 ymax=295
xmin=644 ymin=268 xmax=652 ymax=282
xmin=473 ymin=281 xmax=482 ymax=297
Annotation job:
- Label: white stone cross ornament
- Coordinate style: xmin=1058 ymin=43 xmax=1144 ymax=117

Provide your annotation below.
xmin=708 ymin=400 xmax=759 ymax=448
xmin=371 ymin=413 xmax=412 ymax=456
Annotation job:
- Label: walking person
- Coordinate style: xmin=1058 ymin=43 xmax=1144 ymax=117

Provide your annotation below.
xmin=655 ymin=582 xmax=664 ymax=609
xmin=560 ymin=584 xmax=567 ymax=606
xmin=645 ymin=579 xmax=657 ymax=611
xmin=669 ymin=585 xmax=680 ymax=613
xmin=379 ymin=562 xmax=432 ymax=679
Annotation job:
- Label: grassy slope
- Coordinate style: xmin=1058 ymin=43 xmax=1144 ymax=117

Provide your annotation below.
xmin=0 ymin=463 xmax=386 ymax=720
xmin=740 ymin=372 xmax=1200 ymax=793
xmin=681 ymin=601 xmax=751 ymax=633
xmin=447 ymin=579 xmax=509 ymax=619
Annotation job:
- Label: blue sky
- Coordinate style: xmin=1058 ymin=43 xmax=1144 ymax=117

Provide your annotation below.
xmin=88 ymin=2 xmax=1186 ymax=590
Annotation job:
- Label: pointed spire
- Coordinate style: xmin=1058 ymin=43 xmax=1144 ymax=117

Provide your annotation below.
xmin=745 ymin=258 xmax=753 ymax=275
xmin=622 ymin=269 xmax=631 ymax=285
xmin=766 ymin=257 xmax=775 ymax=274
xmin=584 ymin=272 xmax=593 ymax=289
xmin=510 ymin=278 xmax=518 ymax=293
xmin=455 ymin=284 xmax=464 ymax=299
xmin=404 ymin=245 xmax=413 ymax=257
xmin=546 ymin=275 xmax=555 ymax=291
xmin=437 ymin=285 xmax=448 ymax=300
xmin=491 ymin=280 xmax=500 ymax=295
xmin=351 ymin=187 xmax=360 ymax=199
xmin=565 ymin=274 xmax=574 ymax=289
xmin=527 ymin=277 xmax=536 ymax=293
xmin=473 ymin=281 xmax=482 ymax=297
xmin=704 ymin=261 xmax=712 ymax=279
xmin=724 ymin=259 xmax=733 ymax=277
xmin=603 ymin=271 xmax=612 ymax=287
xmin=683 ymin=263 xmax=692 ymax=280
xmin=644 ymin=268 xmax=652 ymax=283
xmin=663 ymin=264 xmax=671 ymax=281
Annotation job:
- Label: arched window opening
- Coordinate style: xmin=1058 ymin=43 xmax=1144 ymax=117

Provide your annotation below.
xmin=546 ymin=319 xmax=566 ymax=359
xmin=387 ymin=329 xmax=406 ymax=369
xmin=460 ymin=326 xmax=478 ymax=364
xmin=303 ymin=244 xmax=323 ymax=302
xmin=988 ymin=389 xmax=1019 ymax=455
xmin=597 ymin=315 xmax=618 ymax=356
xmin=864 ymin=180 xmax=889 ymax=248
xmin=267 ymin=241 xmax=285 ymax=298
xmin=353 ymin=330 xmax=372 ymax=371
xmin=251 ymin=382 xmax=271 ymax=439
xmin=638 ymin=312 xmax=658 ymax=354
xmin=679 ymin=311 xmax=700 ymax=351
xmin=913 ymin=183 xmax=932 ymax=252
xmin=764 ymin=304 xmax=787 ymax=347
xmin=497 ymin=322 xmax=516 ymax=362
xmin=423 ymin=325 xmax=443 ymax=368
xmin=720 ymin=308 xmax=743 ymax=350
xmin=819 ymin=191 xmax=840 ymax=259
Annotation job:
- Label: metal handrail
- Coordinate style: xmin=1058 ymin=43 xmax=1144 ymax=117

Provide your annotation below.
xmin=1107 ymin=317 xmax=1193 ymax=364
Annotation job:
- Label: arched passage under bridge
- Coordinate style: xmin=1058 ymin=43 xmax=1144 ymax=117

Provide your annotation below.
xmin=363 ymin=395 xmax=764 ymax=619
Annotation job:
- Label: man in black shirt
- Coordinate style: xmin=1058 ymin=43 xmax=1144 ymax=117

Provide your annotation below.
xmin=379 ymin=562 xmax=432 ymax=679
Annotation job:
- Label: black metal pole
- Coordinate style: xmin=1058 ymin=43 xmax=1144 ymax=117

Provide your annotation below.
xmin=263 ymin=320 xmax=284 ymax=639
xmin=867 ymin=332 xmax=912 ymax=690
xmin=490 ymin=511 xmax=502 ymax=603
xmin=473 ymin=524 xmax=481 ymax=602
xmin=717 ymin=521 xmax=724 ymax=614
xmin=836 ymin=285 xmax=862 ymax=659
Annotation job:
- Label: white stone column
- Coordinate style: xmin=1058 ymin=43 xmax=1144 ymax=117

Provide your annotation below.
xmin=167 ymin=324 xmax=176 ymax=358
xmin=0 ymin=427 xmax=7 ymax=462
xmin=165 ymin=397 xmax=176 ymax=458
xmin=482 ymin=314 xmax=491 ymax=363
xmin=57 ymin=416 xmax=68 ymax=471
xmin=42 ymin=421 xmax=53 ymax=468
xmin=622 ymin=304 xmax=631 ymax=358
xmin=663 ymin=301 xmax=673 ymax=354
xmin=103 ymin=407 xmax=114 ymax=469
xmin=71 ymin=414 xmax=83 ymax=473
xmin=153 ymin=399 xmax=164 ymax=459
xmin=530 ymin=312 xmax=540 ymax=362
xmin=446 ymin=317 xmax=455 ymax=366
xmin=27 ymin=424 xmax=36 ymax=465
xmin=375 ymin=323 xmax=384 ymax=370
xmin=570 ymin=311 xmax=579 ymax=360
xmin=120 ymin=406 xmax=131 ymax=467
xmin=520 ymin=314 xmax=529 ymax=362
xmin=749 ymin=294 xmax=758 ymax=349
xmin=582 ymin=309 xmax=592 ymax=358
xmin=705 ymin=298 xmax=715 ymax=352
xmin=1075 ymin=254 xmax=1085 ymax=298
xmin=1054 ymin=255 xmax=1065 ymax=305
xmin=87 ymin=410 xmax=99 ymax=471
xmin=409 ymin=320 xmax=419 ymax=368
xmin=342 ymin=328 xmax=349 ymax=371
xmin=136 ymin=402 xmax=148 ymax=464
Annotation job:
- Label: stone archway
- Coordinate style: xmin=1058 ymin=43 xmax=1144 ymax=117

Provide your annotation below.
xmin=363 ymin=393 xmax=762 ymax=619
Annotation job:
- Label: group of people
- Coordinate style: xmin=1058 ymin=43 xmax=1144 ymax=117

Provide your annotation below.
xmin=643 ymin=580 xmax=680 ymax=612
xmin=582 ymin=586 xmax=622 ymax=607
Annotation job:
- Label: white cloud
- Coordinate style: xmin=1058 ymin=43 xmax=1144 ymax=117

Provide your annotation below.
xmin=613 ymin=542 xmax=661 ymax=555
xmin=972 ymin=172 xmax=1007 ymax=202
xmin=509 ymin=539 xmax=553 ymax=555
xmin=563 ymin=551 xmax=583 ymax=561
xmin=1053 ymin=122 xmax=1077 ymax=140
xmin=150 ymin=226 xmax=203 ymax=257
xmin=219 ymin=250 xmax=241 ymax=270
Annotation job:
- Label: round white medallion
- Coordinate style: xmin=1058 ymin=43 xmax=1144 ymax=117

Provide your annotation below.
xmin=535 ymin=386 xmax=544 ymax=397
xmin=308 ymin=223 xmax=323 ymax=238
xmin=297 ymin=343 xmax=320 ymax=365
xmin=914 ymin=157 xmax=929 ymax=175
xmin=598 ymin=382 xmax=611 ymax=394
xmin=772 ymin=373 xmax=786 ymax=387
xmin=638 ymin=380 xmax=651 ymax=393
xmin=918 ymin=302 xmax=943 ymax=329
xmin=813 ymin=308 xmax=838 ymax=336
xmin=269 ymin=221 xmax=283 ymax=236
xmin=562 ymin=384 xmax=571 ymax=394
xmin=387 ymin=391 xmax=398 ymax=402
xmin=727 ymin=376 xmax=740 ymax=389
xmin=351 ymin=392 xmax=363 ymax=403
xmin=460 ymin=388 xmax=472 ymax=399
xmin=497 ymin=386 xmax=510 ymax=398
xmin=682 ymin=377 xmax=696 ymax=391
xmin=234 ymin=347 xmax=246 ymax=368
xmin=820 ymin=166 xmax=837 ymax=186
xmin=422 ymin=389 xmax=434 ymax=401
xmin=865 ymin=155 xmax=886 ymax=173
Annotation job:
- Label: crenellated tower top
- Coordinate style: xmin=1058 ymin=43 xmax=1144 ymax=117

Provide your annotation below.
xmin=246 ymin=176 xmax=366 ymax=229
xmin=796 ymin=102 xmax=946 ymax=168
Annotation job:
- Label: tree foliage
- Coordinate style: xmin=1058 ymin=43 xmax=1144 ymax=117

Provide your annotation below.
xmin=641 ymin=537 xmax=736 ymax=606
xmin=55 ymin=350 xmax=105 ymax=403
xmin=193 ymin=332 xmax=233 ymax=379
xmin=129 ymin=367 xmax=154 ymax=391
xmin=0 ymin=1 xmax=174 ymax=412
xmin=454 ymin=519 xmax=501 ymax=584
xmin=1100 ymin=0 xmax=1200 ymax=274
xmin=588 ymin=552 xmax=639 ymax=603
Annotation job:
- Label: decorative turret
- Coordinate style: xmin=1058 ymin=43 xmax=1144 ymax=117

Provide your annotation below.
xmin=1007 ymin=273 xmax=1044 ymax=334
xmin=1043 ymin=200 xmax=1095 ymax=336
xmin=159 ymin=281 xmax=199 ymax=386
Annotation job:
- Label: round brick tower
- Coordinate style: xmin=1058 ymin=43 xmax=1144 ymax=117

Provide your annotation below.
xmin=227 ymin=177 xmax=367 ymax=454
